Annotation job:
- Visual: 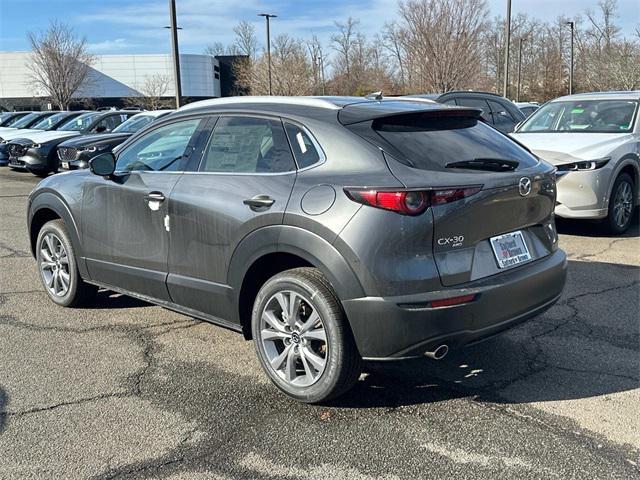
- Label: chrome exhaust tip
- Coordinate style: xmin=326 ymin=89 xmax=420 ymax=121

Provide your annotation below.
xmin=425 ymin=344 xmax=449 ymax=360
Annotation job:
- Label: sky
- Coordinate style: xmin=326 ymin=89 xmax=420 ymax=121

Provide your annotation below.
xmin=0 ymin=0 xmax=638 ymax=56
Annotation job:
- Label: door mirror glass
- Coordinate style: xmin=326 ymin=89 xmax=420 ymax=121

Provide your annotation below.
xmin=89 ymin=152 xmax=116 ymax=177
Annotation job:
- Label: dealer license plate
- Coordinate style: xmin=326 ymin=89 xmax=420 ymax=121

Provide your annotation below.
xmin=490 ymin=230 xmax=532 ymax=269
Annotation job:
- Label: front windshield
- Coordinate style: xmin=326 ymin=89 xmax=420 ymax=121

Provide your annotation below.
xmin=519 ymin=100 xmax=638 ymax=133
xmin=59 ymin=112 xmax=102 ymax=131
xmin=31 ymin=112 xmax=70 ymax=130
xmin=113 ymin=114 xmax=155 ymax=133
xmin=9 ymin=113 xmax=43 ymax=129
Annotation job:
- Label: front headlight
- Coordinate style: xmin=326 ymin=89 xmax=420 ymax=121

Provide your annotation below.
xmin=78 ymin=146 xmax=98 ymax=153
xmin=556 ymin=157 xmax=610 ymax=172
xmin=29 ymin=143 xmax=42 ymax=149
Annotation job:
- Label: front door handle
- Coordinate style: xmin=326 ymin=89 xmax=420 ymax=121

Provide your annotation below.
xmin=145 ymin=192 xmax=165 ymax=202
xmin=144 ymin=191 xmax=165 ymax=211
xmin=243 ymin=195 xmax=275 ymax=211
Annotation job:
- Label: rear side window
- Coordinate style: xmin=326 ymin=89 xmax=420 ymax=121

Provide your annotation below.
xmin=455 ymin=98 xmax=493 ymax=124
xmin=284 ymin=122 xmax=321 ymax=169
xmin=356 ymin=113 xmax=538 ymax=171
xmin=201 ymin=116 xmax=295 ymax=174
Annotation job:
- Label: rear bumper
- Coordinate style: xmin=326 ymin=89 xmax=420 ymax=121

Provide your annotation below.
xmin=342 ymin=249 xmax=567 ymax=359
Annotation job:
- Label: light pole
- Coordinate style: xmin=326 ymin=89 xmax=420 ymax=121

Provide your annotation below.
xmin=516 ymin=37 xmax=525 ymax=102
xmin=566 ymin=21 xmax=574 ymax=95
xmin=258 ymin=13 xmax=277 ymax=95
xmin=502 ymin=0 xmax=512 ymax=98
xmin=167 ymin=0 xmax=182 ymax=108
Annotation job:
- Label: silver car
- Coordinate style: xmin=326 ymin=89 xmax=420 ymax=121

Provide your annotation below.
xmin=511 ymin=91 xmax=639 ymax=234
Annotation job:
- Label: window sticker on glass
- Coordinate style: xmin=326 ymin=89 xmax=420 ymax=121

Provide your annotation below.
xmin=296 ymin=132 xmax=307 ymax=153
xmin=121 ymin=114 xmax=127 ymax=122
xmin=77 ymin=118 xmax=82 ymax=125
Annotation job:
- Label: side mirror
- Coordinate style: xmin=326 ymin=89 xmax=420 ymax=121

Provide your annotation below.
xmin=89 ymin=152 xmax=116 ymax=177
xmin=95 ymin=125 xmax=107 ymax=133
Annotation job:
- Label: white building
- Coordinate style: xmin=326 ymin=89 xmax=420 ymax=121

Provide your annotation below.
xmin=0 ymin=52 xmax=226 ymax=109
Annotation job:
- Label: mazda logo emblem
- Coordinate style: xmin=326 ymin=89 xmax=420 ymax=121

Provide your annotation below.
xmin=519 ymin=177 xmax=532 ymax=196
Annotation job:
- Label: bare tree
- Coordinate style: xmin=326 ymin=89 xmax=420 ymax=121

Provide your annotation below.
xmin=234 ymin=21 xmax=259 ymax=59
xmin=126 ymin=74 xmax=172 ymax=110
xmin=204 ymin=42 xmax=227 ymax=57
xmin=27 ymin=21 xmax=94 ymax=110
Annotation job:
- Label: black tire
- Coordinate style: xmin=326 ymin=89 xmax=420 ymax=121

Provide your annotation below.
xmin=35 ymin=219 xmax=97 ymax=307
xmin=32 ymin=170 xmax=50 ymax=178
xmin=604 ymin=173 xmax=636 ymax=235
xmin=251 ymin=267 xmax=362 ymax=403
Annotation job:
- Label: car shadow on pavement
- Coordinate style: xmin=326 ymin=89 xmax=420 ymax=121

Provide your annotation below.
xmin=0 ymin=387 xmax=8 ymax=434
xmin=92 ymin=289 xmax=151 ymax=309
xmin=556 ymin=214 xmax=639 ymax=238
xmin=333 ymin=258 xmax=639 ymax=409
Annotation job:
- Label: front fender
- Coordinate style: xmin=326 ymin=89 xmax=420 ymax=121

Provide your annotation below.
xmin=28 ymin=191 xmax=88 ymax=278
xmin=607 ymin=154 xmax=640 ymax=202
xmin=227 ymin=225 xmax=366 ymax=303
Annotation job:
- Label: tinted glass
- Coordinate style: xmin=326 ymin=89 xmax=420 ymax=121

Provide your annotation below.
xmin=113 ymin=114 xmax=155 ymax=133
xmin=367 ymin=113 xmax=538 ymax=171
xmin=31 ymin=112 xmax=71 ymax=130
xmin=284 ymin=122 xmax=321 ymax=169
xmin=488 ymin=99 xmax=516 ymax=131
xmin=94 ymin=115 xmax=123 ymax=132
xmin=10 ymin=113 xmax=46 ymax=129
xmin=116 ymin=119 xmax=200 ymax=172
xmin=520 ymin=106 xmax=538 ymax=117
xmin=442 ymin=98 xmax=458 ymax=105
xmin=59 ymin=112 xmax=102 ymax=131
xmin=201 ymin=116 xmax=295 ymax=173
xmin=519 ymin=100 xmax=638 ymax=133
xmin=3 ymin=113 xmax=27 ymax=126
xmin=455 ymin=98 xmax=493 ymax=123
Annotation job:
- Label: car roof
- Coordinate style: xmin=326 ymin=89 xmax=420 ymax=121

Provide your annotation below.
xmin=550 ymin=91 xmax=640 ymax=102
xmin=176 ymin=95 xmax=469 ymax=124
xmin=132 ymin=109 xmax=174 ymax=118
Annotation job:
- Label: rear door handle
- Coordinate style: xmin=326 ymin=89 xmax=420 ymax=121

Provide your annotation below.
xmin=243 ymin=195 xmax=275 ymax=211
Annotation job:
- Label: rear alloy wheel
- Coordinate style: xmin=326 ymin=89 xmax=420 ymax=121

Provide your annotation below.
xmin=252 ymin=268 xmax=361 ymax=403
xmin=36 ymin=220 xmax=97 ymax=307
xmin=606 ymin=173 xmax=635 ymax=234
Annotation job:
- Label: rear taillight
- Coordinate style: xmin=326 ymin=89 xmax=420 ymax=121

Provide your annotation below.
xmin=345 ymin=186 xmax=480 ymax=215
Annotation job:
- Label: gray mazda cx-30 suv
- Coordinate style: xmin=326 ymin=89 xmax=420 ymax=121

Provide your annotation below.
xmin=27 ymin=96 xmax=567 ymax=403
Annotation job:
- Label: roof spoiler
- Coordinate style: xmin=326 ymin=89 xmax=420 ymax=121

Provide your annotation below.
xmin=338 ymin=103 xmax=483 ymax=125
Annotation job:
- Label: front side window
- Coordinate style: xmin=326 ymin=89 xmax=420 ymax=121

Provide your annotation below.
xmin=116 ymin=118 xmax=201 ymax=172
xmin=519 ymin=100 xmax=638 ymax=133
xmin=488 ymin=100 xmax=515 ymax=124
xmin=10 ymin=113 xmax=46 ymax=129
xmin=113 ymin=114 xmax=155 ymax=133
xmin=284 ymin=122 xmax=321 ymax=169
xmin=59 ymin=112 xmax=102 ymax=131
xmin=200 ymin=116 xmax=295 ymax=173
xmin=93 ymin=115 xmax=123 ymax=133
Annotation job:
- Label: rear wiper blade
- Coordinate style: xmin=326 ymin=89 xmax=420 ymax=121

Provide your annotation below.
xmin=445 ymin=158 xmax=519 ymax=172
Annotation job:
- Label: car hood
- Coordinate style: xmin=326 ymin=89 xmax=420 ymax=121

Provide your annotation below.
xmin=59 ymin=132 xmax=131 ymax=148
xmin=0 ymin=128 xmax=45 ymax=141
xmin=18 ymin=130 xmax=80 ymax=143
xmin=510 ymin=132 xmax=633 ymax=164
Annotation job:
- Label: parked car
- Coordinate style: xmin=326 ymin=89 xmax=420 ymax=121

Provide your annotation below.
xmin=404 ymin=91 xmax=526 ymax=133
xmin=27 ymin=96 xmax=566 ymax=403
xmin=0 ymin=111 xmax=58 ymax=135
xmin=515 ymin=102 xmax=540 ymax=118
xmin=0 ymin=111 xmax=89 ymax=166
xmin=0 ymin=111 xmax=31 ymax=127
xmin=511 ymin=91 xmax=639 ymax=234
xmin=7 ymin=110 xmax=139 ymax=176
xmin=58 ymin=110 xmax=173 ymax=170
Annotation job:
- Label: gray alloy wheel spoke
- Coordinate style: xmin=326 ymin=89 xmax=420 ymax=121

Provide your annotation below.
xmin=59 ymin=270 xmax=70 ymax=290
xmin=40 ymin=248 xmax=53 ymax=263
xmin=260 ymin=289 xmax=328 ymax=388
xmin=45 ymin=271 xmax=55 ymax=288
xmin=270 ymin=344 xmax=292 ymax=370
xmin=304 ymin=328 xmax=327 ymax=343
xmin=44 ymin=235 xmax=55 ymax=258
xmin=301 ymin=345 xmax=325 ymax=371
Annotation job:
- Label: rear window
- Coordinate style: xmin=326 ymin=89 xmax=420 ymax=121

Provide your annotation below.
xmin=356 ymin=113 xmax=539 ymax=171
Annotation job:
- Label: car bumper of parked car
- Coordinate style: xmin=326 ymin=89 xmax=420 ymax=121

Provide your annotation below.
xmin=342 ymin=249 xmax=567 ymax=360
xmin=60 ymin=157 xmax=90 ymax=170
xmin=9 ymin=150 xmax=49 ymax=172
xmin=554 ymin=169 xmax=610 ymax=219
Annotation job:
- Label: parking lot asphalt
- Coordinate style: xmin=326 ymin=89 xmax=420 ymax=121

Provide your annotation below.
xmin=0 ymin=167 xmax=638 ymax=480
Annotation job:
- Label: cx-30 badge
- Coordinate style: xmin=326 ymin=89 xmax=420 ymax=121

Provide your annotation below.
xmin=519 ymin=177 xmax=532 ymax=196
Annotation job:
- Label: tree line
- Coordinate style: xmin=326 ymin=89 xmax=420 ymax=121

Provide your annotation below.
xmin=210 ymin=0 xmax=640 ymax=102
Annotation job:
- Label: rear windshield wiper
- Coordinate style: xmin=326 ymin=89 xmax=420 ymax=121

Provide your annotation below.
xmin=445 ymin=158 xmax=519 ymax=172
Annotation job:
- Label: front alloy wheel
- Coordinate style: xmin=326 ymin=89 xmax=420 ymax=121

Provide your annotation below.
xmin=40 ymin=233 xmax=71 ymax=297
xmin=606 ymin=173 xmax=635 ymax=234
